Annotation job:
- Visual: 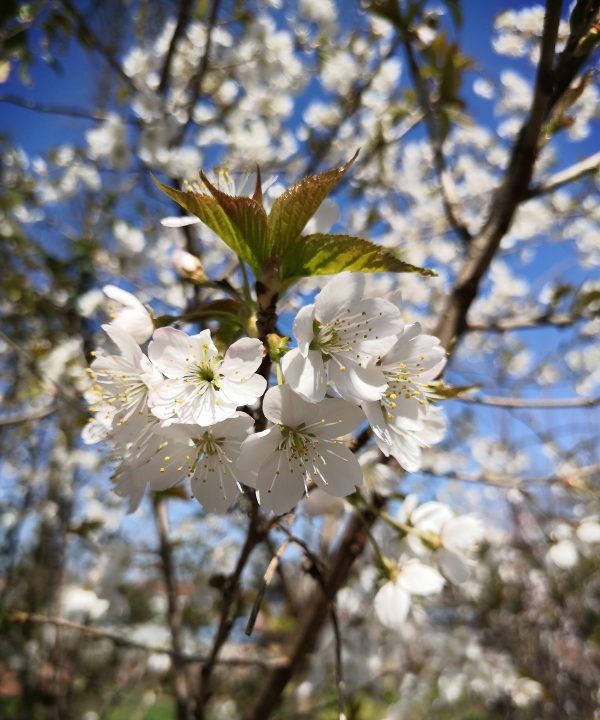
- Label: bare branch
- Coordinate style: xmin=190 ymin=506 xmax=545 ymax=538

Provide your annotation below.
xmin=245 ymin=539 xmax=291 ymax=637
xmin=152 ymin=497 xmax=189 ymax=720
xmin=465 ymin=312 xmax=580 ymax=332
xmin=0 ymin=404 xmax=56 ymax=426
xmin=526 ymin=150 xmax=600 ymax=198
xmin=243 ymin=501 xmax=384 ymax=720
xmin=456 ymin=394 xmax=600 ymax=409
xmin=159 ymin=0 xmax=195 ymax=94
xmin=399 ymin=28 xmax=472 ymax=243
xmin=304 ymin=37 xmax=402 ymax=176
xmin=420 ymin=463 xmax=600 ymax=489
xmin=60 ymin=0 xmax=136 ymax=91
xmin=436 ymin=0 xmax=567 ymax=351
xmin=194 ymin=503 xmax=265 ymax=718
xmin=9 ymin=611 xmax=286 ymax=667
xmin=0 ymin=94 xmax=137 ymax=124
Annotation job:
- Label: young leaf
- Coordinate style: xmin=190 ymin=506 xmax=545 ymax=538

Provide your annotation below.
xmin=268 ymin=151 xmax=359 ymax=255
xmin=200 ymin=171 xmax=269 ymax=264
xmin=152 ymin=175 xmax=258 ymax=267
xmin=280 ymin=233 xmax=435 ymax=281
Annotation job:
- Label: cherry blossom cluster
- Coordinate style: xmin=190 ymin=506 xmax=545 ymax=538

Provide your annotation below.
xmin=83 ymin=272 xmax=446 ymax=515
xmin=374 ymin=495 xmax=485 ymax=629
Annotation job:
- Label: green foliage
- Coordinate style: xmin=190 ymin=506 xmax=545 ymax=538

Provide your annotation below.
xmin=151 ymin=176 xmax=260 ymax=268
xmin=268 ymin=150 xmax=358 ymax=255
xmin=281 ymin=233 xmax=436 ymax=283
xmin=154 ymin=157 xmax=434 ymax=290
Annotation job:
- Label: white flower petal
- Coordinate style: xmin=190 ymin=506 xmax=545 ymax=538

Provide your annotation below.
xmin=221 ymin=337 xmax=264 ymax=376
xmin=101 ymin=323 xmax=144 ymax=366
xmin=148 ymin=327 xmax=196 ymax=378
xmin=281 ymin=348 xmax=326 ymax=402
xmin=577 ymin=519 xmax=600 ymax=544
xmin=191 ymin=454 xmax=238 ymax=512
xmin=262 ymin=384 xmax=311 ymax=428
xmin=301 ymin=398 xmax=364 ymax=439
xmin=547 ymin=539 xmax=578 ymax=568
xmin=310 ymin=442 xmax=363 ymax=497
xmin=255 ymin=447 xmax=307 ymax=514
xmin=103 ymin=284 xmax=145 ymax=311
xmin=437 ymin=548 xmax=470 ymax=584
xmin=398 ymin=560 xmax=445 ymax=596
xmin=219 ymin=374 xmax=267 ymax=405
xmin=412 ymin=502 xmax=454 ymax=533
xmin=441 ymin=515 xmax=485 ymax=553
xmin=236 ymin=428 xmax=283 ymax=487
xmin=374 ymin=579 xmax=411 ymax=630
xmin=293 ymin=304 xmax=316 ymax=356
xmin=160 ymin=215 xmax=201 ymax=227
xmin=328 ymin=361 xmax=387 ymax=403
xmin=314 ymin=272 xmax=365 ymax=324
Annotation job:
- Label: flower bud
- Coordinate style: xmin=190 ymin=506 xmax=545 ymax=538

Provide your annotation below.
xmin=266 ymin=333 xmax=289 ymax=361
xmin=246 ymin=314 xmax=259 ymax=338
xmin=172 ymin=249 xmax=206 ymax=283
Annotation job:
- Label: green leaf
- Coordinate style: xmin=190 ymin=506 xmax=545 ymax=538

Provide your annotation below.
xmin=280 ymin=233 xmax=435 ymax=282
xmin=268 ymin=151 xmax=359 ymax=256
xmin=151 ymin=175 xmax=258 ymax=268
xmin=200 ymin=171 xmax=269 ymax=264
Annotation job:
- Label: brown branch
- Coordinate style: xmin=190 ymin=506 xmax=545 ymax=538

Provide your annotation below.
xmin=0 ymin=404 xmax=56 ymax=426
xmin=399 ymin=28 xmax=472 ymax=243
xmin=9 ymin=611 xmax=286 ymax=667
xmin=152 ymin=497 xmax=190 ymax=720
xmin=180 ymin=0 xmax=223 ymax=136
xmin=456 ymin=394 xmax=600 ymax=409
xmin=525 ymin=150 xmax=600 ymax=198
xmin=159 ymin=0 xmax=195 ymax=94
xmin=435 ymin=0 xmax=567 ymax=351
xmin=465 ymin=312 xmax=579 ymax=332
xmin=243 ymin=502 xmax=383 ymax=720
xmin=0 ymin=94 xmax=137 ymax=124
xmin=194 ymin=502 xmax=266 ymax=719
xmin=245 ymin=539 xmax=291 ymax=636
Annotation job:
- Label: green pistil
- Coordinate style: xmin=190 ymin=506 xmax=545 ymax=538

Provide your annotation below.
xmin=194 ymin=364 xmax=220 ymax=388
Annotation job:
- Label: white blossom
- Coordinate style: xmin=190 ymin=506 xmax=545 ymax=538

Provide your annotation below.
xmin=374 ymin=559 xmax=445 ymax=630
xmin=362 ymin=323 xmax=446 ymax=470
xmin=398 ymin=496 xmax=485 ymax=584
xmin=282 ymin=273 xmax=404 ymax=403
xmin=113 ymin=413 xmax=254 ymax=512
xmin=148 ymin=327 xmax=266 ymax=426
xmin=103 ymin=285 xmax=154 ymax=344
xmin=237 ymin=385 xmax=364 ymax=514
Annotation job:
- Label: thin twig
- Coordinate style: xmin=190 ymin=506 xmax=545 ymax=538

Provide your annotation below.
xmin=456 ymin=394 xmax=600 ymax=409
xmin=9 ymin=611 xmax=286 ymax=667
xmin=0 ymin=404 xmax=56 ymax=426
xmin=0 ymin=94 xmax=138 ymax=124
xmin=526 ymin=150 xmax=600 ymax=198
xmin=152 ymin=497 xmax=189 ymax=720
xmin=245 ymin=539 xmax=291 ymax=636
xmin=399 ymin=26 xmax=472 ymax=243
xmin=465 ymin=312 xmax=579 ymax=333
xmin=194 ymin=502 xmax=265 ymax=719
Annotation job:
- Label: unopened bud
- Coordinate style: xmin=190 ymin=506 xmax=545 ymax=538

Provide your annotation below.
xmin=172 ymin=249 xmax=206 ymax=283
xmin=246 ymin=314 xmax=259 ymax=338
xmin=266 ymin=333 xmax=289 ymax=361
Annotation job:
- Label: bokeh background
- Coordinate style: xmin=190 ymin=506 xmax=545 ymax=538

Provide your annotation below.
xmin=1 ymin=1 xmax=599 ymax=718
